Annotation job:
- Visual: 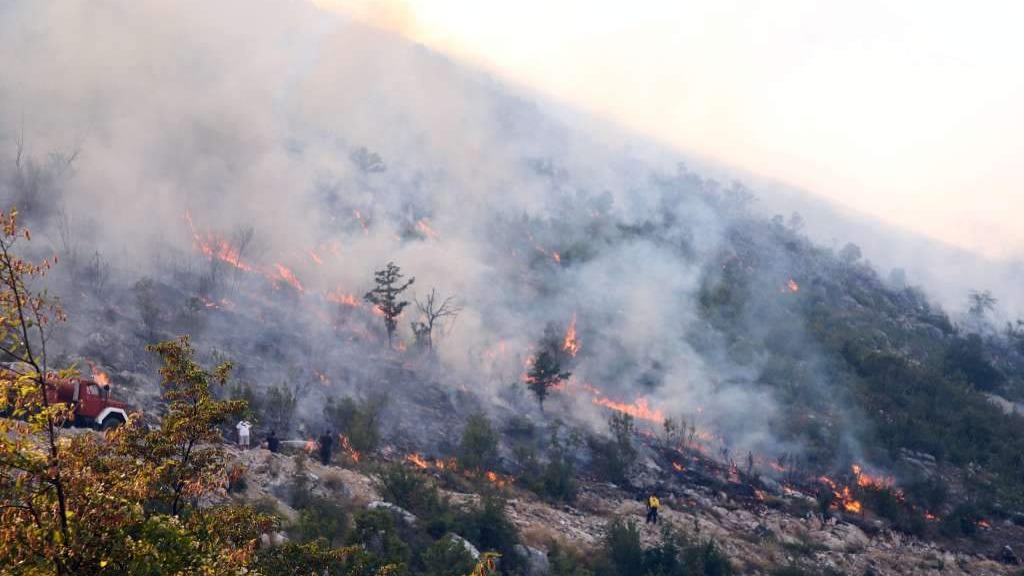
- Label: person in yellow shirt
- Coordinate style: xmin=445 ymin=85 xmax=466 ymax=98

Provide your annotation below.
xmin=646 ymin=493 xmax=660 ymax=524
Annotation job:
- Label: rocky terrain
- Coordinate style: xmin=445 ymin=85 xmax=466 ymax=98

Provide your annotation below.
xmin=227 ymin=445 xmax=1023 ymax=575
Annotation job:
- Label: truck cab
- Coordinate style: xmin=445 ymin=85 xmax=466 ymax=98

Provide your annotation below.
xmin=47 ymin=377 xmax=129 ymax=430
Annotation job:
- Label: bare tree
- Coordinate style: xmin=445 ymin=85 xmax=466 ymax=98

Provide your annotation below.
xmin=411 ymin=288 xmax=462 ymax=353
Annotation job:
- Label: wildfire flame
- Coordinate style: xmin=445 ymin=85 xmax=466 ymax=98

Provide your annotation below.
xmin=552 ymin=252 xmax=561 ymax=264
xmin=671 ymin=462 xmax=685 ymax=472
xmin=415 ymin=219 xmax=439 ymax=240
xmin=273 ymin=264 xmax=304 ymax=292
xmin=339 ymin=434 xmax=361 ymax=462
xmin=327 ymin=289 xmax=362 ymax=307
xmin=406 ymin=453 xmax=429 ymax=469
xmin=185 ymin=211 xmax=255 ymax=272
xmin=592 ymin=396 xmax=664 ymax=424
xmin=562 ymin=314 xmax=580 ymax=357
xmin=404 ymin=453 xmax=512 ymax=487
xmin=819 ymin=475 xmax=863 ymax=513
xmin=787 ymin=279 xmax=799 ymax=292
xmin=86 ymin=361 xmax=111 ymax=388
xmin=304 ymin=440 xmax=316 ymax=453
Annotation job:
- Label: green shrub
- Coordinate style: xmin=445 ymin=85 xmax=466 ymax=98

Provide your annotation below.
xmin=291 ymin=496 xmax=349 ymax=546
xmin=421 ymin=534 xmax=476 ymax=576
xmin=325 ymin=395 xmax=386 ymax=453
xmin=458 ymin=411 xmax=499 ymax=472
xmin=588 ymin=413 xmax=637 ymax=485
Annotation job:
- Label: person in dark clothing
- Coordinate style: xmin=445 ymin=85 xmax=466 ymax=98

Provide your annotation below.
xmin=266 ymin=430 xmax=280 ymax=453
xmin=318 ymin=430 xmax=334 ymax=465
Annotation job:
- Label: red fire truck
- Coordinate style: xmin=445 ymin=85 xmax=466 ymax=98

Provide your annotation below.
xmin=47 ymin=376 xmax=129 ymax=430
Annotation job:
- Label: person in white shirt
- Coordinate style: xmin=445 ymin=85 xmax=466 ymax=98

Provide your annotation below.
xmin=236 ymin=420 xmax=252 ymax=448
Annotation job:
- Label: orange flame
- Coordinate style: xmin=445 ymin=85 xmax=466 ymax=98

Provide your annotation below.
xmin=304 ymin=440 xmax=316 ymax=453
xmin=671 ymin=462 xmax=685 ymax=472
xmin=562 ymin=314 xmax=580 ymax=357
xmin=185 ymin=211 xmax=255 ymax=272
xmin=274 ymin=264 xmax=304 ymax=292
xmin=406 ymin=453 xmax=429 ymax=469
xmin=306 ymin=249 xmax=324 ymax=265
xmin=86 ymin=361 xmax=111 ymax=388
xmin=327 ymin=289 xmax=362 ymax=307
xmin=552 ymin=252 xmax=561 ymax=264
xmin=786 ymin=279 xmax=799 ymax=292
xmin=339 ymin=434 xmax=361 ymax=462
xmin=415 ymin=219 xmax=439 ymax=240
xmin=978 ymin=520 xmax=991 ymax=528
xmin=820 ymin=475 xmax=863 ymax=513
xmin=592 ymin=396 xmax=665 ymax=424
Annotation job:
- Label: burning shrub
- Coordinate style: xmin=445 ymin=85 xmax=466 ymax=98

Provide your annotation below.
xmin=324 ymin=394 xmax=386 ymax=454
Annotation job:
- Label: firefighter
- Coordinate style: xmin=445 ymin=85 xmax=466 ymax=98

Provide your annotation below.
xmin=266 ymin=430 xmax=280 ymax=453
xmin=318 ymin=430 xmax=334 ymax=465
xmin=646 ymin=492 xmax=660 ymax=524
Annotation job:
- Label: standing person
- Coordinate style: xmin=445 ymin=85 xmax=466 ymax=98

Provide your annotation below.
xmin=236 ymin=419 xmax=252 ymax=449
xmin=318 ymin=430 xmax=334 ymax=465
xmin=266 ymin=430 xmax=280 ymax=453
xmin=646 ymin=493 xmax=660 ymax=524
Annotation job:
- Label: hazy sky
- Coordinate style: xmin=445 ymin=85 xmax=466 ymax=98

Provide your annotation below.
xmin=313 ymin=0 xmax=1024 ymax=260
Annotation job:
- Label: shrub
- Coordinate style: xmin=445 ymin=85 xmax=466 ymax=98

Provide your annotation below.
xmin=421 ymin=534 xmax=476 ymax=576
xmin=325 ymin=395 xmax=386 ymax=453
xmin=588 ymin=413 xmax=637 ymax=485
xmin=291 ymin=496 xmax=349 ymax=546
xmin=458 ymin=411 xmax=499 ymax=471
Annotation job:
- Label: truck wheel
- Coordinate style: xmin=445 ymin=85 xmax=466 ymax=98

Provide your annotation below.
xmin=101 ymin=415 xmax=125 ymax=430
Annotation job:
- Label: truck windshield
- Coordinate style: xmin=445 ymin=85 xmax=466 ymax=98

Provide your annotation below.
xmin=87 ymin=384 xmax=100 ymax=396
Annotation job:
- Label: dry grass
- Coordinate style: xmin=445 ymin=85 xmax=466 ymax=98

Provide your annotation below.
xmin=322 ymin=469 xmax=346 ymax=492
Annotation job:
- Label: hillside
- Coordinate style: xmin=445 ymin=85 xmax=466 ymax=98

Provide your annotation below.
xmin=2 ymin=1 xmax=1024 ymax=574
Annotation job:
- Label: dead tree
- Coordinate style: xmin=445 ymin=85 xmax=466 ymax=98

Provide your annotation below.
xmin=411 ymin=288 xmax=462 ymax=353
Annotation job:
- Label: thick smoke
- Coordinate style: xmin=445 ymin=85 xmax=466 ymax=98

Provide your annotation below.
xmin=1 ymin=0 xmax=817 ymax=461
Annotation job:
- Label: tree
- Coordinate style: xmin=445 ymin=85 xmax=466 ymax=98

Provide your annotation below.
xmin=350 ymin=147 xmax=387 ymax=174
xmin=411 ymin=288 xmax=462 ymax=353
xmin=364 ymin=262 xmax=414 ymax=348
xmin=838 ymin=242 xmax=862 ymax=265
xmin=122 ymin=336 xmax=245 ymax=516
xmin=133 ymin=277 xmax=160 ymax=339
xmin=0 ymin=210 xmax=76 ymax=573
xmin=968 ymin=290 xmax=997 ymax=319
xmin=525 ymin=349 xmax=571 ymax=410
xmin=0 ymin=213 xmax=269 ymax=574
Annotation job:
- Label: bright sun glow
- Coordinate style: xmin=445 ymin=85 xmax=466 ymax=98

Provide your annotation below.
xmin=313 ymin=0 xmax=1024 ymax=260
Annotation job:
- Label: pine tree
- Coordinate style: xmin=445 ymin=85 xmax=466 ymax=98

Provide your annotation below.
xmin=364 ymin=262 xmax=414 ymax=348
xmin=525 ymin=349 xmax=571 ymax=410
